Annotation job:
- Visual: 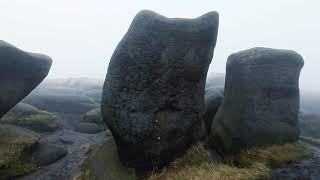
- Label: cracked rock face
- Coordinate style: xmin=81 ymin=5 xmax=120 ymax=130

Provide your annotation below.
xmin=101 ymin=10 xmax=219 ymax=169
xmin=0 ymin=40 xmax=52 ymax=119
xmin=209 ymin=47 xmax=304 ymax=154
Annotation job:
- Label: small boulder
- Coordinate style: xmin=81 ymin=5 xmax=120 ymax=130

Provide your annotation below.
xmin=101 ymin=10 xmax=219 ymax=169
xmin=204 ymin=87 xmax=224 ymax=135
xmin=31 ymin=142 xmax=68 ymax=166
xmin=83 ymin=108 xmax=105 ymax=126
xmin=23 ymin=93 xmax=97 ymax=114
xmin=0 ymin=40 xmax=52 ymax=118
xmin=74 ymin=122 xmax=104 ymax=134
xmin=209 ymin=47 xmax=304 ymax=154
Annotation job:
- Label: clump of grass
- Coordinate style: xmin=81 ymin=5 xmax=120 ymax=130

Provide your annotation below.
xmin=226 ymin=143 xmax=311 ymax=169
xmin=150 ymin=143 xmax=311 ymax=180
xmin=0 ymin=125 xmax=40 ymax=179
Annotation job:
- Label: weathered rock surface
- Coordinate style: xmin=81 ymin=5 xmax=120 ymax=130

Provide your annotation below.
xmin=0 ymin=40 xmax=52 ymax=119
xmin=83 ymin=108 xmax=105 ymax=126
xmin=74 ymin=122 xmax=104 ymax=134
xmin=204 ymin=87 xmax=224 ymax=135
xmin=31 ymin=142 xmax=68 ymax=166
xmin=23 ymin=94 xmax=97 ymax=114
xmin=1 ymin=103 xmax=59 ymax=133
xmin=209 ymin=47 xmax=304 ymax=154
xmin=101 ymin=10 xmax=219 ymax=169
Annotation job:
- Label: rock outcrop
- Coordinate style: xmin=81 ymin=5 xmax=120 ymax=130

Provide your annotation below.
xmin=0 ymin=41 xmax=52 ymax=118
xmin=74 ymin=122 xmax=105 ymax=134
xmin=1 ymin=103 xmax=59 ymax=133
xmin=101 ymin=10 xmax=219 ymax=169
xmin=23 ymin=93 xmax=97 ymax=114
xmin=209 ymin=47 xmax=304 ymax=154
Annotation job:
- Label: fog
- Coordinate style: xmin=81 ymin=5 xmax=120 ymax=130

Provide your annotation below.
xmin=0 ymin=0 xmax=319 ymax=91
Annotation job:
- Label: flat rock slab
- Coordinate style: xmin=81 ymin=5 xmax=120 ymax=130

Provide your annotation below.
xmin=0 ymin=40 xmax=52 ymax=118
xmin=102 ymin=10 xmax=219 ymax=169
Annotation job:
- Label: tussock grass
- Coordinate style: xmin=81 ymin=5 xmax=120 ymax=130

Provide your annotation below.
xmin=149 ymin=143 xmax=311 ymax=180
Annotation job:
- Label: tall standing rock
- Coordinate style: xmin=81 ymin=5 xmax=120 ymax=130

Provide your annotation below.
xmin=209 ymin=47 xmax=304 ymax=154
xmin=0 ymin=41 xmax=52 ymax=118
xmin=102 ymin=10 xmax=219 ymax=169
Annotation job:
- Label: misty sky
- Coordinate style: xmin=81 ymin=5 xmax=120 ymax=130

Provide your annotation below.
xmin=0 ymin=0 xmax=319 ymax=91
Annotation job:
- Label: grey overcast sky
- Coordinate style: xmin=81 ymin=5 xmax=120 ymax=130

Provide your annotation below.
xmin=0 ymin=0 xmax=319 ymax=91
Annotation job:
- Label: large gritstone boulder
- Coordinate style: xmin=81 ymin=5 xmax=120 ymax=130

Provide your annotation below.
xmin=0 ymin=41 xmax=52 ymax=118
xmin=102 ymin=10 xmax=219 ymax=169
xmin=209 ymin=47 xmax=304 ymax=154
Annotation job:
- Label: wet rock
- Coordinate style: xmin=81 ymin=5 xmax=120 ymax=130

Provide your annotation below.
xmin=74 ymin=122 xmax=104 ymax=134
xmin=0 ymin=40 xmax=52 ymax=119
xmin=102 ymin=10 xmax=219 ymax=169
xmin=31 ymin=142 xmax=68 ymax=166
xmin=209 ymin=47 xmax=304 ymax=154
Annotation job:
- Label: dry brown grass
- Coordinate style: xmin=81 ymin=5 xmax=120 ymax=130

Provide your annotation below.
xmin=149 ymin=143 xmax=311 ymax=180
